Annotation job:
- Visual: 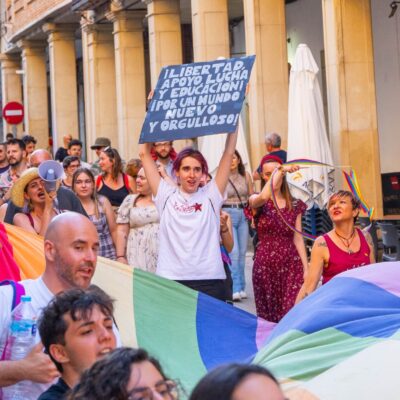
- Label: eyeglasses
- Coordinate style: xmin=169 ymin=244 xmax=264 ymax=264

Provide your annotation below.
xmin=127 ymin=380 xmax=178 ymax=400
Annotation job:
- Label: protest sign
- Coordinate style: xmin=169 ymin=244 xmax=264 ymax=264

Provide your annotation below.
xmin=139 ymin=55 xmax=255 ymax=143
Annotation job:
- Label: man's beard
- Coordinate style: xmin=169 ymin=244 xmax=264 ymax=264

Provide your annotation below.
xmin=8 ymin=158 xmax=22 ymax=167
xmin=156 ymin=152 xmax=170 ymax=161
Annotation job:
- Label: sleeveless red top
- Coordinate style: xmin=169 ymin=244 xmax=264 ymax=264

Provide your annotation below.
xmin=322 ymin=228 xmax=370 ymax=284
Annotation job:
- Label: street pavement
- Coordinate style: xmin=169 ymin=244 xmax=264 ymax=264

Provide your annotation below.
xmin=233 ymin=252 xmax=256 ymax=315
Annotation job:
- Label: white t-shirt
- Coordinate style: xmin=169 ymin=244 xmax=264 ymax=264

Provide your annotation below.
xmin=0 ymin=277 xmax=121 ymax=400
xmin=154 ymin=179 xmax=226 ymax=280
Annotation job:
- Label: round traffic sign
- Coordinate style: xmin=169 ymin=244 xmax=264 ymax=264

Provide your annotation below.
xmin=2 ymin=101 xmax=24 ymax=125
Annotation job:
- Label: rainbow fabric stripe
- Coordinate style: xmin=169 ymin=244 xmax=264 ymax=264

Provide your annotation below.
xmin=255 ymin=262 xmax=400 ymax=399
xmin=2 ymin=223 xmax=400 ymax=398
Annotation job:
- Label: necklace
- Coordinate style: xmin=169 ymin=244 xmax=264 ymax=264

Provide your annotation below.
xmin=334 ymin=229 xmax=356 ymax=254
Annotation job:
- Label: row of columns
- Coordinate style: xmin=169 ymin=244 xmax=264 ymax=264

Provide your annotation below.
xmin=0 ymin=0 xmax=383 ymax=215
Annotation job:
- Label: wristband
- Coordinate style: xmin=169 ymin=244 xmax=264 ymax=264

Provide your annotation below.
xmin=117 ymin=255 xmax=126 ymax=258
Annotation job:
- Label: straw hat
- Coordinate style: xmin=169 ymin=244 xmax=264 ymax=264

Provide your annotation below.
xmin=11 ymin=167 xmax=40 ymax=208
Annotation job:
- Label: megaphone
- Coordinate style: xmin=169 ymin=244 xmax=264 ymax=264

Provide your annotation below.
xmin=38 ymin=160 xmax=64 ymax=192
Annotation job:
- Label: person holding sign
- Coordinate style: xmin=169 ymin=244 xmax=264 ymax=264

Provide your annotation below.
xmin=139 ymin=129 xmax=238 ymax=302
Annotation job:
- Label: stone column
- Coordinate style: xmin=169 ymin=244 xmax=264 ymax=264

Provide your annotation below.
xmin=18 ymin=40 xmax=49 ymax=149
xmin=191 ymin=0 xmax=229 ymax=61
xmin=322 ymin=0 xmax=383 ymax=217
xmin=43 ymin=23 xmax=79 ymax=152
xmin=106 ymin=10 xmax=146 ymax=160
xmin=81 ymin=22 xmax=118 ymax=161
xmin=147 ymin=0 xmax=183 ymax=88
xmin=0 ymin=55 xmax=23 ymax=138
xmin=243 ymin=0 xmax=289 ymax=169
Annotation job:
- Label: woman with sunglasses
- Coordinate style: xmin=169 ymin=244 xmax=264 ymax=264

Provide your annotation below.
xmin=139 ymin=129 xmax=238 ymax=302
xmin=296 ymin=190 xmax=375 ymax=303
xmin=72 ymin=168 xmax=117 ymax=260
xmin=67 ymin=347 xmax=179 ymax=400
xmin=96 ymin=147 xmax=135 ymax=209
xmin=249 ymin=155 xmax=307 ymax=322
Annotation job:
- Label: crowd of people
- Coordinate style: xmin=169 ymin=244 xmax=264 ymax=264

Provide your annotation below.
xmin=0 ymin=128 xmax=375 ymax=399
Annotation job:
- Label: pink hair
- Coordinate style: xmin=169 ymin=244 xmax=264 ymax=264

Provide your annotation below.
xmin=173 ymin=148 xmax=209 ymax=176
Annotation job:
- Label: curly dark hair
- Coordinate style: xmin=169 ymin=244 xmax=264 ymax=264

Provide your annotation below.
xmin=189 ymin=364 xmax=279 ymax=400
xmin=67 ymin=347 xmax=169 ymax=400
xmin=38 ymin=286 xmax=114 ymax=372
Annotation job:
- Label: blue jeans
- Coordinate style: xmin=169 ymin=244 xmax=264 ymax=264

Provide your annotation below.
xmin=225 ymin=207 xmax=249 ymax=293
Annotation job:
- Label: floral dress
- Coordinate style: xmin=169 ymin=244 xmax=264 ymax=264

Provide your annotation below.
xmin=253 ymin=199 xmax=306 ymax=322
xmin=117 ymin=194 xmax=160 ymax=273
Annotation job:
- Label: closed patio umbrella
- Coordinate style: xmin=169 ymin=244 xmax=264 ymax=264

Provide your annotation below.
xmin=287 ymin=43 xmax=334 ymax=210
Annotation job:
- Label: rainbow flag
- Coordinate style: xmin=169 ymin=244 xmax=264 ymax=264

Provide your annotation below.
xmin=255 ymin=262 xmax=400 ymax=399
xmin=3 ymin=222 xmax=400 ymax=398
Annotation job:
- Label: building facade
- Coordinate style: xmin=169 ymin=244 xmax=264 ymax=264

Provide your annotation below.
xmin=0 ymin=0 xmax=394 ymax=218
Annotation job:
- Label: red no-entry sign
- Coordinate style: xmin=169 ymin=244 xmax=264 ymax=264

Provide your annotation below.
xmin=2 ymin=102 xmax=24 ymax=125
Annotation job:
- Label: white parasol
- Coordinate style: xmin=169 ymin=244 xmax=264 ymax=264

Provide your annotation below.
xmin=198 ymin=115 xmax=252 ymax=176
xmin=287 ymin=43 xmax=335 ymax=209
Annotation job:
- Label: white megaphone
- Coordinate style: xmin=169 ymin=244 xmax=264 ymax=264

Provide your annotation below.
xmin=38 ymin=160 xmax=64 ymax=192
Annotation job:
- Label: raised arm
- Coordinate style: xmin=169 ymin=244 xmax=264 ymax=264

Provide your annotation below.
xmin=249 ymin=165 xmax=299 ymax=209
xmin=295 ymin=236 xmax=327 ymax=304
xmin=214 ymin=128 xmax=238 ymax=195
xmin=138 ymin=143 xmax=161 ymax=197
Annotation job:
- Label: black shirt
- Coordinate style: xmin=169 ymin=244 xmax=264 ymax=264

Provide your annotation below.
xmin=38 ymin=378 xmax=70 ymax=400
xmin=55 ymin=147 xmax=68 ymax=162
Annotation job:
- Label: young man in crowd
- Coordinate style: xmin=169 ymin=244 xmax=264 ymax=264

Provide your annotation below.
xmin=3 ymin=149 xmax=88 ymax=224
xmin=67 ymin=139 xmax=90 ymax=169
xmin=0 ymin=212 xmax=117 ymax=400
xmin=151 ymin=141 xmax=177 ymax=179
xmin=0 ymin=139 xmax=27 ymax=205
xmin=37 ymin=288 xmax=117 ymax=399
xmin=89 ymin=137 xmax=111 ymax=176
xmin=22 ymin=134 xmax=38 ymax=157
xmin=55 ymin=134 xmax=72 ymax=162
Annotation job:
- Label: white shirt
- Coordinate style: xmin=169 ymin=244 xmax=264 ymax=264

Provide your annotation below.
xmin=0 ymin=277 xmax=121 ymax=400
xmin=154 ymin=179 xmax=226 ymax=280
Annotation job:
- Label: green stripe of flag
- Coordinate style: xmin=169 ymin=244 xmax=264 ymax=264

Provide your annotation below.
xmin=254 ymin=328 xmax=381 ymax=382
xmin=133 ymin=269 xmax=207 ymax=393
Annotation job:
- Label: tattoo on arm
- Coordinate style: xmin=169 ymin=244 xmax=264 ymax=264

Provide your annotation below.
xmin=317 ymin=241 xmax=327 ymax=248
xmin=365 ymin=233 xmax=373 ymax=247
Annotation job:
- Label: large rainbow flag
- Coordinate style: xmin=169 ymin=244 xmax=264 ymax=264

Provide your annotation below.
xmin=2 ymin=222 xmax=400 ymax=399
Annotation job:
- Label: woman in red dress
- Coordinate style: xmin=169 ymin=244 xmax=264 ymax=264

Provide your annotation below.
xmin=296 ymin=190 xmax=375 ymax=303
xmin=249 ymin=155 xmax=308 ymax=322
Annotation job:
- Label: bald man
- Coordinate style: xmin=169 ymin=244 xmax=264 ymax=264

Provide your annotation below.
xmin=0 ymin=213 xmax=105 ymax=399
xmin=3 ymin=149 xmax=87 ymax=224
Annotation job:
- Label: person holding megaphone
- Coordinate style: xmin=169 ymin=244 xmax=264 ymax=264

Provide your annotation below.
xmin=10 ymin=161 xmax=64 ymax=235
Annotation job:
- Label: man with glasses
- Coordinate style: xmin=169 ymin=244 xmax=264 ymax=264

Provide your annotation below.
xmin=152 ymin=141 xmax=177 ymax=180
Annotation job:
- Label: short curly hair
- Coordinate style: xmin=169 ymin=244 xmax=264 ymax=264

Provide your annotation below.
xmin=38 ymin=286 xmax=114 ymax=372
xmin=67 ymin=347 xmax=168 ymax=400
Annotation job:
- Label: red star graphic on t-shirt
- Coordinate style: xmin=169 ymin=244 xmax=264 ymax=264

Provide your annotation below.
xmin=193 ymin=203 xmax=202 ymax=212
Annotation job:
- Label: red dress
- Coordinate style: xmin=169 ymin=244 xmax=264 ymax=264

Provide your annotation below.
xmin=322 ymin=229 xmax=370 ymax=284
xmin=253 ymin=199 xmax=306 ymax=322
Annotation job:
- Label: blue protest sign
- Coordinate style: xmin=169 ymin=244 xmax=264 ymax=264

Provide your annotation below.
xmin=139 ymin=55 xmax=255 ymax=143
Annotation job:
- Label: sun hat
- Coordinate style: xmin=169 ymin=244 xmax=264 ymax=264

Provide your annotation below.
xmin=90 ymin=137 xmax=111 ymax=149
xmin=11 ymin=167 xmax=40 ymax=208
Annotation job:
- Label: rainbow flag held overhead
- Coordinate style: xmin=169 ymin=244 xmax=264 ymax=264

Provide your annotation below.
xmin=255 ymin=261 xmax=400 ymax=399
xmin=2 ymin=222 xmax=400 ymax=398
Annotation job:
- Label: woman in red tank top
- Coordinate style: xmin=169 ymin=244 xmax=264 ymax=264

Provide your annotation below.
xmin=296 ymin=190 xmax=375 ymax=303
